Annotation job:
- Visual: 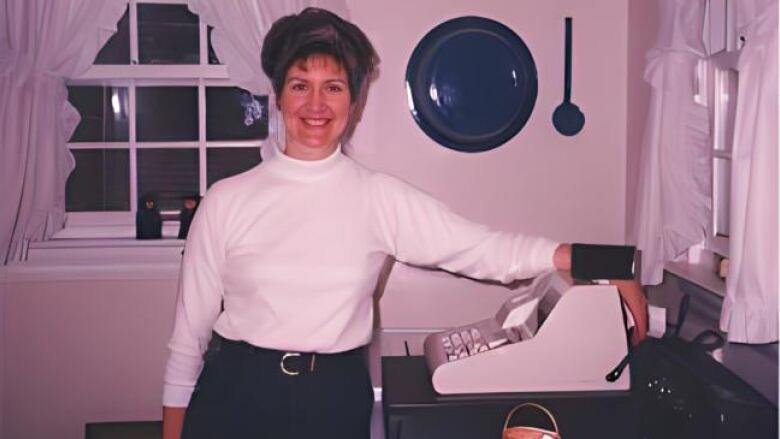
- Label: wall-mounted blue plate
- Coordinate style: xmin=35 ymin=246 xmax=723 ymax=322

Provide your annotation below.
xmin=406 ymin=16 xmax=537 ymax=152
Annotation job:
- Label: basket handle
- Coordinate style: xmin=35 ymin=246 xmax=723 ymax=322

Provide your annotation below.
xmin=502 ymin=402 xmax=560 ymax=434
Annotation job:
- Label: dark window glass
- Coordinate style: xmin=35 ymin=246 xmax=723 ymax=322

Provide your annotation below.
xmin=206 ymin=88 xmax=268 ymax=140
xmin=137 ymin=148 xmax=199 ymax=211
xmin=67 ymin=86 xmax=129 ymax=142
xmin=207 ymin=25 xmax=221 ymax=65
xmin=207 ymin=147 xmax=261 ymax=187
xmin=136 ymin=87 xmax=198 ymax=141
xmin=94 ymin=6 xmax=130 ymax=64
xmin=138 ymin=4 xmax=199 ymax=65
xmin=66 ymin=149 xmax=130 ymax=211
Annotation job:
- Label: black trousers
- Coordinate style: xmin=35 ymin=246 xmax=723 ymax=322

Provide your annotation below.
xmin=182 ymin=334 xmax=374 ymax=439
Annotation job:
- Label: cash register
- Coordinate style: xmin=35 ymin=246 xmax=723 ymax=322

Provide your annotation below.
xmin=422 ymin=270 xmax=631 ymax=394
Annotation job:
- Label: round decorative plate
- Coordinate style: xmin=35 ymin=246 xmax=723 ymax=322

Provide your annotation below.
xmin=406 ymin=16 xmax=538 ymax=152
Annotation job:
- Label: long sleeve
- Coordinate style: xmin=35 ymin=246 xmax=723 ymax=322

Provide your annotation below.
xmin=163 ymin=191 xmax=226 ymax=407
xmin=371 ymin=174 xmax=559 ymax=283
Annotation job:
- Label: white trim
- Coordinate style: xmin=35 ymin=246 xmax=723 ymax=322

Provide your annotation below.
xmin=69 ymin=76 xmax=237 ymax=87
xmin=138 ymin=0 xmax=187 ymax=4
xmin=206 ymin=141 xmax=265 ymax=148
xmin=198 ymin=78 xmax=207 ymax=194
xmin=199 ymin=14 xmax=208 ymax=66
xmin=669 ymin=243 xmax=726 ymax=297
xmin=3 ymin=262 xmax=181 ymax=283
xmin=70 ymin=141 xmax=264 ymax=150
xmin=129 ymin=81 xmax=138 ymax=211
xmin=68 ymin=142 xmax=130 ymax=149
xmin=129 ymin=0 xmax=138 ymax=65
xmin=78 ymin=65 xmax=229 ymax=79
xmin=665 ymin=260 xmax=726 ymax=297
xmin=135 ymin=141 xmax=200 ymax=149
xmin=700 ymin=0 xmax=737 ymax=259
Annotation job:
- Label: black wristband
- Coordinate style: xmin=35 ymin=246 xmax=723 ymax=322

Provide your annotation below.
xmin=571 ymin=244 xmax=636 ymax=280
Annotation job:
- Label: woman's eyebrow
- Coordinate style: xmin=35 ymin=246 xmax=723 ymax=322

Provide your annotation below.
xmin=285 ymin=76 xmax=308 ymax=83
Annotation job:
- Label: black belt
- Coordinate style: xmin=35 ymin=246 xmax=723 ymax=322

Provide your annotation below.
xmin=214 ymin=333 xmax=364 ymax=376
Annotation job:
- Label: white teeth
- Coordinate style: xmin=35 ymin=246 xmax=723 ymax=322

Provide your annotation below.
xmin=303 ymin=118 xmax=328 ymax=126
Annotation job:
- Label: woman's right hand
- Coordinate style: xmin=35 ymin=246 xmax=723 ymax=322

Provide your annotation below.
xmin=163 ymin=406 xmax=187 ymax=439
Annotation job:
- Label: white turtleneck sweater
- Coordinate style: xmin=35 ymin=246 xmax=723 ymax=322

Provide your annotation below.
xmin=163 ymin=146 xmax=559 ymax=407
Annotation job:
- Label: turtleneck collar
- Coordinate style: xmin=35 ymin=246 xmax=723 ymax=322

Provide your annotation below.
xmin=265 ymin=141 xmax=346 ymax=181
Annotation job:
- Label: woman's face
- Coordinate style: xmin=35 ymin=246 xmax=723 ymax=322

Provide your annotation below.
xmin=279 ymin=54 xmax=351 ymax=160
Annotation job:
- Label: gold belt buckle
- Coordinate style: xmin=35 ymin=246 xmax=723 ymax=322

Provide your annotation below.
xmin=281 ymin=353 xmax=300 ymax=376
xmin=280 ymin=352 xmax=317 ymax=376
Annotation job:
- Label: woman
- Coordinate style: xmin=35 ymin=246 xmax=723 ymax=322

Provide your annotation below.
xmin=162 ymin=8 xmax=648 ymax=439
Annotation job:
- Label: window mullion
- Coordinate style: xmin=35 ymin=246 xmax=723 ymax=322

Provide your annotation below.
xmin=199 ymin=15 xmax=208 ymax=67
xmin=129 ymin=0 xmax=139 ymax=65
xmin=129 ymin=81 xmax=138 ymax=213
xmin=199 ymin=18 xmax=208 ymax=195
xmin=199 ymin=78 xmax=207 ymax=195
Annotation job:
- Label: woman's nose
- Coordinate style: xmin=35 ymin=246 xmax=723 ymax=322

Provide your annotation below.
xmin=305 ymin=88 xmax=326 ymax=109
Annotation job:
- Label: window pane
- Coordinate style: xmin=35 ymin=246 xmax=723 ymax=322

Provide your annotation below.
xmin=66 ymin=149 xmax=130 ymax=211
xmin=138 ymin=4 xmax=199 ymax=65
xmin=94 ymin=6 xmax=130 ymax=64
xmin=207 ymin=147 xmax=262 ymax=187
xmin=715 ymin=69 xmax=738 ymax=153
xmin=136 ymin=87 xmax=198 ymax=141
xmin=206 ymin=88 xmax=268 ymax=140
xmin=67 ymin=86 xmax=129 ymax=142
xmin=137 ymin=148 xmax=199 ymax=211
xmin=714 ymin=158 xmax=731 ymax=237
xmin=207 ymin=25 xmax=221 ymax=65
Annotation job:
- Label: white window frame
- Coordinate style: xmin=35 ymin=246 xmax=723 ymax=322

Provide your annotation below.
xmin=698 ymin=0 xmax=741 ymax=258
xmin=57 ymin=0 xmax=266 ymax=239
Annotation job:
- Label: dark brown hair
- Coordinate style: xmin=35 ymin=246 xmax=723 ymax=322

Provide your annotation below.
xmin=261 ymin=7 xmax=379 ymax=104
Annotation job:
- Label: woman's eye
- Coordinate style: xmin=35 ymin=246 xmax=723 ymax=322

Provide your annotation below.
xmin=327 ymin=84 xmax=344 ymax=93
xmin=290 ymin=83 xmax=307 ymax=92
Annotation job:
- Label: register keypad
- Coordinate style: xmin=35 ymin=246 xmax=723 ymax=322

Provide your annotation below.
xmin=441 ymin=328 xmax=491 ymax=361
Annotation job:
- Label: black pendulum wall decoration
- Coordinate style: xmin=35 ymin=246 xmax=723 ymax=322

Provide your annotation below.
xmin=552 ymin=17 xmax=585 ymax=136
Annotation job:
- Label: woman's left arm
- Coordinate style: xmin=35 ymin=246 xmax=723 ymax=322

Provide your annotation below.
xmin=609 ymin=279 xmax=648 ymax=346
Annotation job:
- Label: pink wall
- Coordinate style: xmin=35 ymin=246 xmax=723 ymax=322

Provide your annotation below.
xmin=2 ymin=274 xmax=178 ymax=439
xmin=625 ymin=0 xmax=660 ymax=243
xmin=348 ymin=0 xmax=630 ymax=327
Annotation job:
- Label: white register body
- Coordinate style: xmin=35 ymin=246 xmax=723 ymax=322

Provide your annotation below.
xmin=423 ymin=270 xmax=631 ymax=394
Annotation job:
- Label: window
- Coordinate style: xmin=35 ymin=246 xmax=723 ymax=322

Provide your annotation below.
xmin=696 ymin=0 xmax=741 ymax=258
xmin=62 ymin=1 xmax=266 ymax=238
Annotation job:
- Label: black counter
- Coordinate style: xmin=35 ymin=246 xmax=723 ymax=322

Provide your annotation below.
xmin=382 ymin=344 xmax=777 ymax=439
xmin=382 ymin=356 xmax=637 ymax=439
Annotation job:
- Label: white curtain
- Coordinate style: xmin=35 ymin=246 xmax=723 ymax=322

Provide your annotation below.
xmin=0 ymin=0 xmax=127 ymax=264
xmin=719 ymin=0 xmax=778 ymax=343
xmin=186 ymin=0 xmax=348 ymax=158
xmin=634 ymin=0 xmax=711 ymax=285
xmin=187 ymin=0 xmax=348 ymax=96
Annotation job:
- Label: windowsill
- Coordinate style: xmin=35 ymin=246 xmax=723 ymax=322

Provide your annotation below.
xmin=664 ymin=260 xmax=726 ymax=297
xmin=4 ymin=238 xmax=185 ymax=282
